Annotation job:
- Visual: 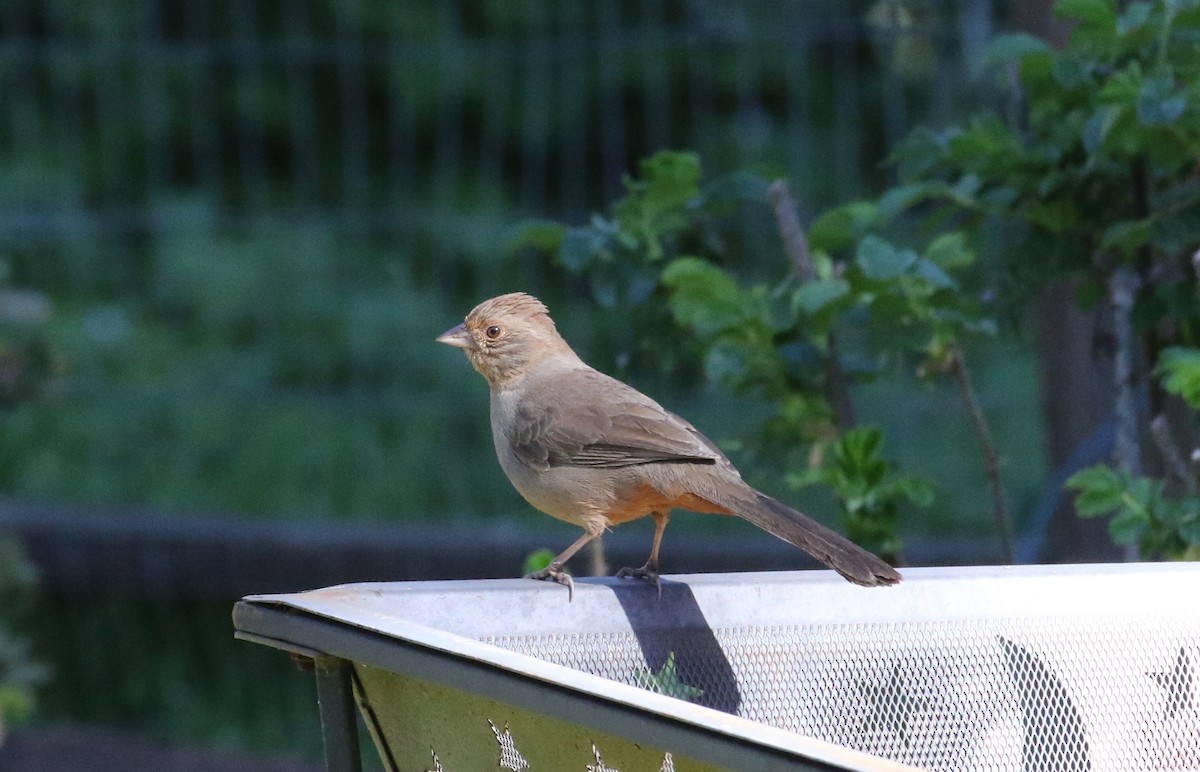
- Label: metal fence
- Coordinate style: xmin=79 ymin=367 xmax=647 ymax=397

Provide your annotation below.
xmin=2 ymin=1 xmax=993 ymax=240
xmin=0 ymin=0 xmax=1001 ymax=762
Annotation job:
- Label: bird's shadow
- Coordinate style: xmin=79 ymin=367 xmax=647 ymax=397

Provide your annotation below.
xmin=605 ymin=577 xmax=742 ymax=715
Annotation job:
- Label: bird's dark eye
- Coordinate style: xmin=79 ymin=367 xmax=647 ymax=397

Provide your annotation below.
xmin=485 ymin=325 xmax=502 ymax=340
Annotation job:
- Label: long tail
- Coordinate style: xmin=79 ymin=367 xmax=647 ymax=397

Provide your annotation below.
xmin=720 ymin=489 xmax=901 ymax=587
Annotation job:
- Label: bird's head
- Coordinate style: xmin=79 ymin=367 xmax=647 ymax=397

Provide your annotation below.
xmin=437 ymin=292 xmax=572 ymax=388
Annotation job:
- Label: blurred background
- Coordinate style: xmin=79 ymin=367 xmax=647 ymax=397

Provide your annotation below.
xmin=0 ymin=0 xmax=1100 ymax=769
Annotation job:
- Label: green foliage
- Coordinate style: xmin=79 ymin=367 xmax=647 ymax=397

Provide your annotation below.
xmin=789 ymin=427 xmax=932 ymax=558
xmin=1067 ymin=465 xmax=1200 ymax=559
xmin=0 ymin=229 xmax=516 ymax=521
xmin=521 ymin=548 xmax=556 ymax=577
xmin=0 ymin=262 xmax=56 ymax=408
xmin=28 ymin=596 xmax=322 ymax=758
xmin=517 ymin=150 xmax=1002 ymax=557
xmin=614 ymin=153 xmax=705 ymax=261
xmin=878 ymin=0 xmax=1200 ymax=558
xmin=886 ymin=0 xmax=1200 ymax=329
xmin=0 ymin=266 xmax=49 ymax=733
xmin=1158 ymin=347 xmax=1200 ymax=409
xmin=1067 ymin=344 xmax=1200 ymax=560
xmin=632 ymin=651 xmax=704 ymax=703
xmin=513 ymin=151 xmax=764 ymax=311
xmin=0 ymin=535 xmax=44 ymax=734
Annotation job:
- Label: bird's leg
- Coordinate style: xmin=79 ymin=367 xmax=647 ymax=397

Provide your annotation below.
xmin=617 ymin=511 xmax=669 ymax=588
xmin=524 ymin=528 xmax=599 ymax=602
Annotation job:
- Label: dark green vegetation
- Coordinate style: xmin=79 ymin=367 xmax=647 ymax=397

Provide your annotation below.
xmin=0 ymin=0 xmax=990 ymax=525
xmin=29 ymin=594 xmax=323 ymax=757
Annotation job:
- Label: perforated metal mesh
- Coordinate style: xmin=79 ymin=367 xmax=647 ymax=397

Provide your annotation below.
xmin=487 ymin=614 xmax=1200 ymax=771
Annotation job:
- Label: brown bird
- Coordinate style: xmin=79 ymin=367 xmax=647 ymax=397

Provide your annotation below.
xmin=438 ymin=292 xmax=901 ymax=598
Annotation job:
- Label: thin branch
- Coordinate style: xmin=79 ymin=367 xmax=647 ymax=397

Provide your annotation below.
xmin=1110 ymin=265 xmax=1142 ymax=561
xmin=768 ymin=179 xmax=857 ymax=430
xmin=768 ymin=180 xmax=817 ymax=280
xmin=946 ymin=343 xmax=1015 ymax=564
xmin=1150 ymin=414 xmax=1197 ymax=494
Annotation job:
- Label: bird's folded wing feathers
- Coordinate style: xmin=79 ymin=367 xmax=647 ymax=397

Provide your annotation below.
xmin=511 ymin=372 xmax=721 ymax=471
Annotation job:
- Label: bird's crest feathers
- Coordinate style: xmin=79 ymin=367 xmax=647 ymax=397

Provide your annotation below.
xmin=466 ymin=292 xmax=552 ymax=329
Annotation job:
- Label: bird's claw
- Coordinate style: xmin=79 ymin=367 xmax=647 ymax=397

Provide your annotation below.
xmin=617 ymin=563 xmax=661 ymax=597
xmin=525 ymin=564 xmax=575 ymax=602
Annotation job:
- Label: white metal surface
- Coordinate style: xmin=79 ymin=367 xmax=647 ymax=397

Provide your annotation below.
xmin=244 ymin=564 xmax=1200 ymax=770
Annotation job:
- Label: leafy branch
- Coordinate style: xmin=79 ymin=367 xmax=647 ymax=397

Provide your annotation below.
xmin=1068 ymin=345 xmax=1200 ymax=560
xmin=875 ymin=0 xmax=1200 ymax=561
xmin=514 ymin=151 xmax=1004 ymax=560
xmin=769 ymin=181 xmax=857 ymax=431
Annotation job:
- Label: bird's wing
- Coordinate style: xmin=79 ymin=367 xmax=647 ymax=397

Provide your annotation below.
xmin=511 ymin=370 xmax=722 ymax=471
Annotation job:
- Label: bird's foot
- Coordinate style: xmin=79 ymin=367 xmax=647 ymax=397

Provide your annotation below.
xmin=525 ymin=564 xmax=575 ymax=602
xmin=617 ymin=562 xmax=661 ymax=596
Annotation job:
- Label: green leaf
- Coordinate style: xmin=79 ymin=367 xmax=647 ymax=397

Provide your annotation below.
xmin=1100 ymin=219 xmax=1153 ymax=255
xmin=1109 ymin=506 xmax=1148 ymax=545
xmin=888 ymin=126 xmax=946 ymax=181
xmin=1153 ymin=197 xmax=1200 ymax=256
xmin=1051 ymin=58 xmax=1092 ymax=91
xmin=1066 ymin=465 xmax=1126 ymax=516
xmin=661 ymin=257 xmax=744 ymax=335
xmin=876 ymin=182 xmax=946 ymax=219
xmin=1028 ymin=197 xmax=1083 ymax=232
xmin=508 ymin=219 xmax=567 ymax=253
xmin=792 ymin=278 xmax=850 ymax=314
xmin=0 ymin=685 xmax=34 ymax=720
xmin=1156 ymin=495 xmax=1194 ymax=530
xmin=720 ymin=328 xmax=782 ymax=385
xmin=981 ymin=185 xmax=1019 ymax=208
xmin=1158 ymin=347 xmax=1200 ymax=409
xmin=1137 ymin=73 xmax=1187 ymax=126
xmin=896 ymin=475 xmax=936 ymax=507
xmin=983 ymin=33 xmax=1052 ymax=67
xmin=703 ymin=338 xmax=755 ymax=384
xmin=1054 ymin=0 xmax=1117 ymax=28
xmin=558 ymin=225 xmax=611 ymax=272
xmin=836 ymin=426 xmax=885 ymax=469
xmin=1083 ymin=105 xmax=1122 ymax=154
xmin=808 ymin=202 xmax=883 ymax=252
xmin=913 ymin=259 xmax=956 ymax=289
xmin=924 ymin=232 xmax=975 ymax=269
xmin=633 ymin=651 xmax=705 ymax=702
xmin=521 ymin=548 xmax=555 ymax=576
xmin=1116 ymin=2 xmax=1154 ymax=34
xmin=629 ymin=151 xmax=702 ymax=215
xmin=613 ymin=151 xmax=703 ymax=245
xmin=1180 ymin=511 xmax=1200 ymax=547
xmin=787 ymin=467 xmax=829 ymax=490
xmin=1099 ymin=62 xmax=1143 ymax=105
xmin=638 ymin=151 xmax=702 ymax=207
xmin=856 ymin=236 xmax=917 ymax=280
xmin=946 ymin=118 xmax=1020 ymax=169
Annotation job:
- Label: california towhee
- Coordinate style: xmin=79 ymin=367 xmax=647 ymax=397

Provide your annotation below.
xmin=438 ymin=292 xmax=901 ymax=598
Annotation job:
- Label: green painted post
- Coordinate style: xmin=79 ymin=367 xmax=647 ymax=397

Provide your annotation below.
xmin=315 ymin=656 xmax=362 ymax=772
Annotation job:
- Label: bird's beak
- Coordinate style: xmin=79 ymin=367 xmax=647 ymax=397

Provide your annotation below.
xmin=436 ymin=322 xmax=473 ymax=350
